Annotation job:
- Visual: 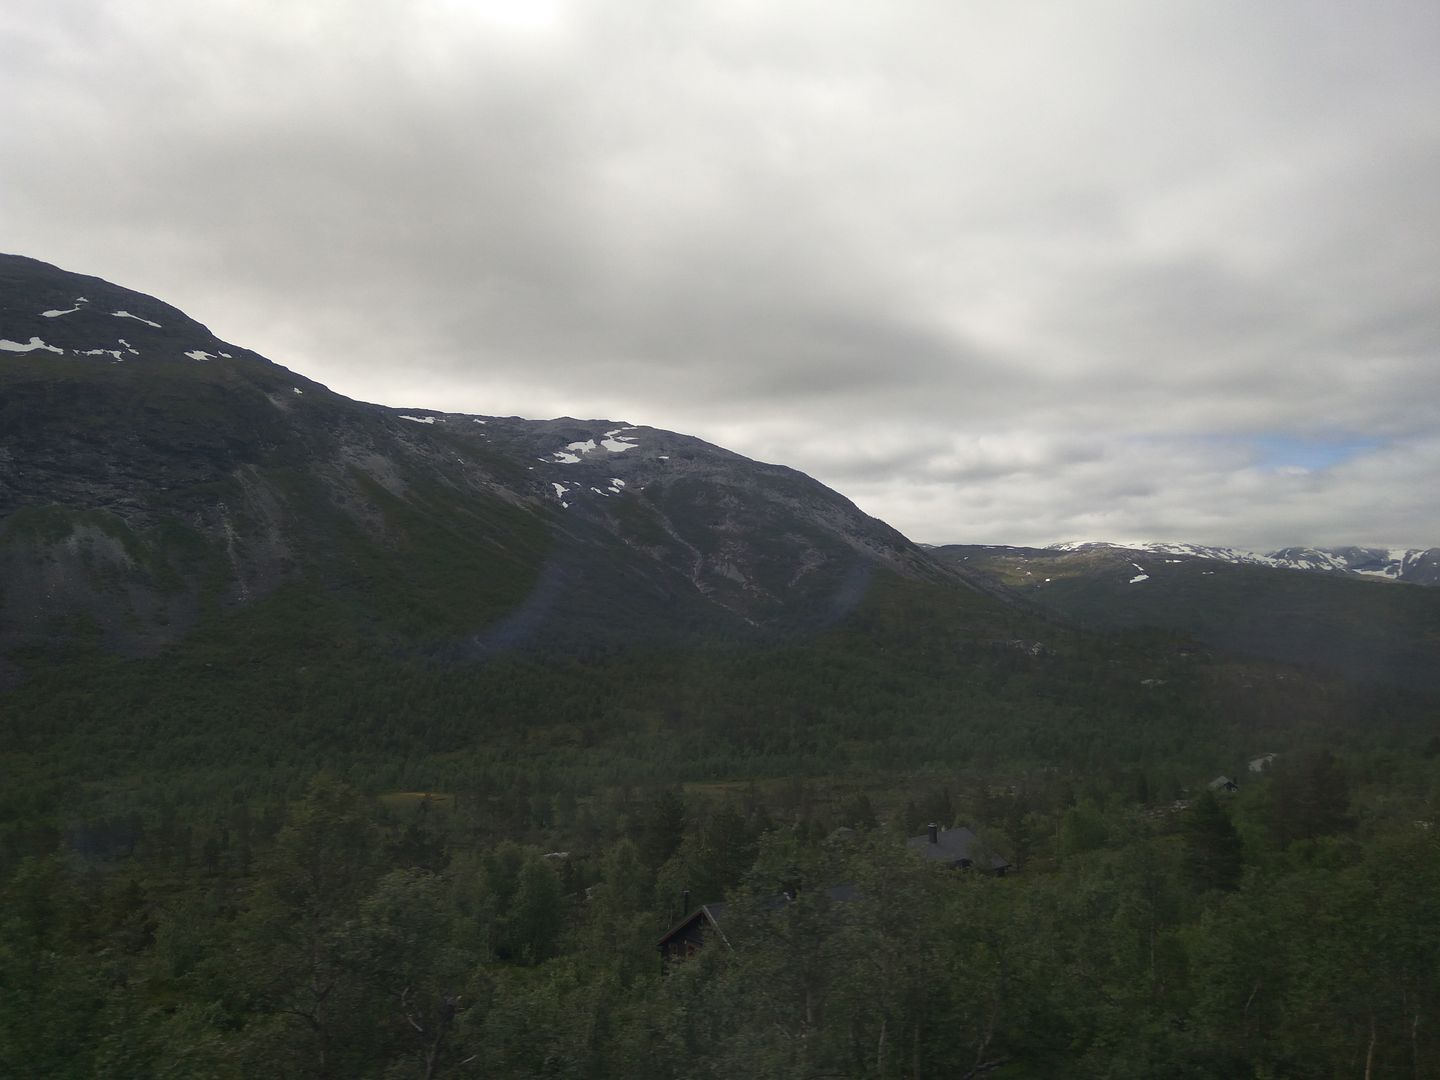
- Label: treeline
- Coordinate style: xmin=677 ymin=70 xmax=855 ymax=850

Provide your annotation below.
xmin=3 ymin=748 xmax=1439 ymax=1078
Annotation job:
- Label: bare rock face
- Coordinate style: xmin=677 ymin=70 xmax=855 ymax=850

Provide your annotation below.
xmin=410 ymin=410 xmax=941 ymax=622
xmin=0 ymin=253 xmax=951 ymax=665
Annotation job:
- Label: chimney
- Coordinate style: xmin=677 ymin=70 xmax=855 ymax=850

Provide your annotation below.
xmin=681 ymin=888 xmax=691 ymax=913
xmin=927 ymin=822 xmax=939 ymax=844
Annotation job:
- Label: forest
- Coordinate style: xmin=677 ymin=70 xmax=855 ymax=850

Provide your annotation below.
xmin=3 ymin=574 xmax=1439 ymax=1078
xmin=3 ymin=750 xmax=1438 ymax=1078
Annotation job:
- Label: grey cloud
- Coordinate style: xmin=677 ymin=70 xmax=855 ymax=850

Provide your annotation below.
xmin=2 ymin=0 xmax=1437 ymax=549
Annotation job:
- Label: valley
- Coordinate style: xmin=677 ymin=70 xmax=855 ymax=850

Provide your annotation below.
xmin=2 ymin=255 xmax=1438 ymax=1079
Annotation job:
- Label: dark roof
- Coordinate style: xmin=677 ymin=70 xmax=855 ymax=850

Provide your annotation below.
xmin=824 ymin=882 xmax=863 ymax=904
xmin=657 ymin=883 xmax=861 ymax=949
xmin=656 ymin=903 xmax=730 ymax=950
xmin=906 ymin=825 xmax=1009 ymax=871
xmin=701 ymin=901 xmax=728 ymax=925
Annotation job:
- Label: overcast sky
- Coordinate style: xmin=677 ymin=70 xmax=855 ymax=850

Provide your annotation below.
xmin=4 ymin=1 xmax=1437 ymax=549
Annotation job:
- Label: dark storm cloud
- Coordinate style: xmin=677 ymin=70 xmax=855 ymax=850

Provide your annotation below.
xmin=2 ymin=0 xmax=1437 ymax=550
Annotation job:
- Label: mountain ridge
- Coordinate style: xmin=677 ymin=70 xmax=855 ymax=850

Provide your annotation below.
xmin=1040 ymin=539 xmax=1440 ymax=585
xmin=0 ymin=252 xmax=955 ymax=672
xmin=6 ymin=251 xmax=1436 ymax=698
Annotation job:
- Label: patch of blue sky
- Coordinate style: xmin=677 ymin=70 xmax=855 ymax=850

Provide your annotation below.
xmin=1250 ymin=435 xmax=1382 ymax=471
xmin=1164 ymin=433 xmax=1386 ymax=472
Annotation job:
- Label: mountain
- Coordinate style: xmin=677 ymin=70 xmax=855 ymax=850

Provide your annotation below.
xmin=1046 ymin=540 xmax=1440 ymax=585
xmin=0 ymin=253 xmax=1234 ymax=791
xmin=0 ymin=253 xmax=941 ymax=673
xmin=934 ymin=541 xmax=1440 ymax=690
xmin=6 ymin=265 xmax=1439 ymax=1080
xmin=1266 ymin=545 xmax=1440 ymax=585
xmin=6 ymin=252 xmax=1438 ymax=804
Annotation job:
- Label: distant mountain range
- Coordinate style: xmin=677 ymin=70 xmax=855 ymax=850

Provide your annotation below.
xmin=933 ymin=542 xmax=1440 ymax=691
xmin=1044 ymin=540 xmax=1440 ymax=586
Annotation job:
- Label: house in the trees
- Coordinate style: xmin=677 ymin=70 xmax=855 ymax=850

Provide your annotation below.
xmin=1248 ymin=753 xmax=1277 ymax=773
xmin=657 ymin=901 xmax=731 ymax=962
xmin=906 ymin=823 xmax=1009 ymax=874
xmin=657 ymin=883 xmax=862 ymax=963
xmin=1208 ymin=775 xmax=1240 ymax=793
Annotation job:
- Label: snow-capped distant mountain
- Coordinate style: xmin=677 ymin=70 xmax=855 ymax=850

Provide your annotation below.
xmin=930 ymin=539 xmax=1440 ymax=690
xmin=1267 ymin=546 xmax=1440 ymax=585
xmin=1046 ymin=541 xmax=1440 ymax=586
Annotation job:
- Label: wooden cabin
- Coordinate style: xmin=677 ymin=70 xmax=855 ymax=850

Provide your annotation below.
xmin=657 ymin=902 xmax=731 ymax=962
xmin=657 ymin=883 xmax=861 ymax=962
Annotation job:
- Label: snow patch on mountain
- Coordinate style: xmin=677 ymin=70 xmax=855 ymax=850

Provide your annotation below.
xmin=112 ymin=310 xmax=161 ymax=328
xmin=550 ymin=430 xmax=641 ymax=463
xmin=1 ymin=336 xmax=64 ymax=354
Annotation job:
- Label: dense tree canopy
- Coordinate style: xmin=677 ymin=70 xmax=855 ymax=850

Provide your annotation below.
xmin=3 ymin=574 xmax=1438 ymax=1076
xmin=3 ymin=747 xmax=1439 ymax=1078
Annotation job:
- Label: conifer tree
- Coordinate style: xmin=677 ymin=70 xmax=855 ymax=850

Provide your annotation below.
xmin=1182 ymin=791 xmax=1243 ymax=893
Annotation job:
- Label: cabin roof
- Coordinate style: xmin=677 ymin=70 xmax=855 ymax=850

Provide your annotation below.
xmin=656 ymin=903 xmax=730 ymax=950
xmin=657 ymin=883 xmax=862 ymax=950
xmin=905 ymin=825 xmax=1009 ymax=870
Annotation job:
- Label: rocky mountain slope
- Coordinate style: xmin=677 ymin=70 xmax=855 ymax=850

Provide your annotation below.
xmin=0 ymin=253 xmax=944 ymax=674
